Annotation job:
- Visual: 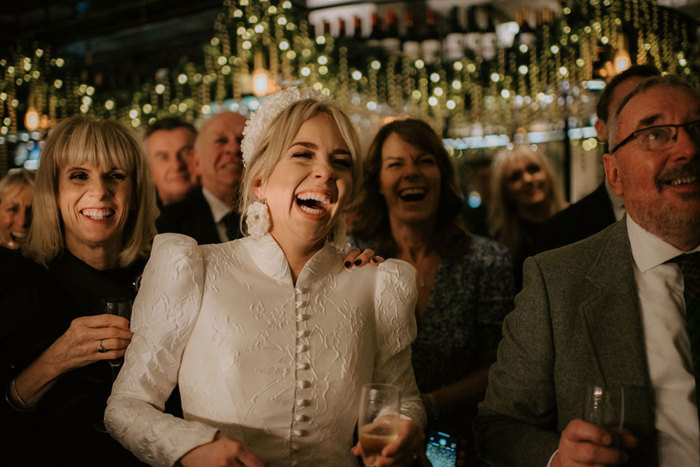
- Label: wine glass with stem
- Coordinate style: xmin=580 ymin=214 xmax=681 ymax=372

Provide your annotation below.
xmin=357 ymin=383 xmax=400 ymax=467
xmin=583 ymin=384 xmax=625 ymax=447
xmin=93 ymin=297 xmax=132 ymax=432
xmin=101 ymin=297 xmax=133 ymax=381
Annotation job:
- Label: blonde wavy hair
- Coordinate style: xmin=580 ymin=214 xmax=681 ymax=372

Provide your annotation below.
xmin=239 ymin=98 xmax=362 ymax=232
xmin=23 ymin=115 xmax=158 ymax=267
xmin=0 ymin=168 xmax=35 ymax=202
xmin=488 ymin=145 xmax=567 ymax=255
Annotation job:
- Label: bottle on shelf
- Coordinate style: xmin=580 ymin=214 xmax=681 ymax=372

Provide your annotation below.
xmin=402 ymin=11 xmax=421 ymax=61
xmin=463 ymin=5 xmax=481 ymax=59
xmin=335 ymin=17 xmax=349 ymax=59
xmin=420 ymin=8 xmax=441 ymax=64
xmin=382 ymin=9 xmax=401 ymax=52
xmin=515 ymin=6 xmax=536 ymax=49
xmin=368 ymin=12 xmax=384 ymax=49
xmin=353 ymin=15 xmax=364 ymax=41
xmin=443 ymin=6 xmax=464 ymax=62
xmin=479 ymin=5 xmax=498 ymax=61
xmin=314 ymin=20 xmax=331 ymax=54
xmin=337 ymin=17 xmax=347 ymax=40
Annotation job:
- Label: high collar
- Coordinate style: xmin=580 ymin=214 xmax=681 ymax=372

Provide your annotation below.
xmin=242 ymin=233 xmax=343 ymax=287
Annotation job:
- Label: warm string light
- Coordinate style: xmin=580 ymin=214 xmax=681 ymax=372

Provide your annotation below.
xmin=0 ymin=0 xmax=698 ymax=159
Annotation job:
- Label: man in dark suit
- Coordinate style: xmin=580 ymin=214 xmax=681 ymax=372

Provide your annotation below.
xmin=476 ymin=76 xmax=700 ymax=466
xmin=144 ymin=117 xmax=198 ymax=207
xmin=157 ymin=111 xmax=247 ymax=244
xmin=536 ymin=65 xmax=659 ymax=253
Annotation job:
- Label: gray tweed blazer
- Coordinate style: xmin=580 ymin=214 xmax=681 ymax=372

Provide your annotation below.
xmin=475 ymin=219 xmax=658 ymax=467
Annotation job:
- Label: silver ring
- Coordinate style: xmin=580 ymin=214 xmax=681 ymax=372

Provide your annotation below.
xmin=98 ymin=340 xmax=106 ymax=353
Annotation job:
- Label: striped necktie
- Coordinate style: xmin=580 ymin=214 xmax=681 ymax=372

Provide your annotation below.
xmin=670 ymin=252 xmax=700 ymax=419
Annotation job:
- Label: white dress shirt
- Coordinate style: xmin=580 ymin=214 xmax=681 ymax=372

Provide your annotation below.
xmin=627 ymin=215 xmax=700 ymax=466
xmin=202 ymin=186 xmax=234 ymax=243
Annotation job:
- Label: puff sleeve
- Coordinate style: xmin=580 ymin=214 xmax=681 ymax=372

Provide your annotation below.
xmin=373 ymin=259 xmax=426 ymax=429
xmin=105 ymin=233 xmax=218 ymax=467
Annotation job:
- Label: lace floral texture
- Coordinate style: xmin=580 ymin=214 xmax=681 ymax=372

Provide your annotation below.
xmin=245 ymin=200 xmax=270 ymax=238
xmin=241 ymin=87 xmax=328 ymax=167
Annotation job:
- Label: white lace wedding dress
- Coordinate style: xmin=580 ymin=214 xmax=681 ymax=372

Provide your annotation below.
xmin=105 ymin=233 xmax=425 ymax=467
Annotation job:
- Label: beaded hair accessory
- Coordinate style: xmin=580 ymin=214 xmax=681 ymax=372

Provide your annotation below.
xmin=241 ymin=86 xmax=328 ymax=168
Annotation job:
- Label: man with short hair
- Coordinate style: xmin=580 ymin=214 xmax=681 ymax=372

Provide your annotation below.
xmin=157 ymin=111 xmax=247 ymax=244
xmin=475 ymin=75 xmax=700 ymax=467
xmin=144 ymin=117 xmax=198 ymax=206
xmin=536 ymin=65 xmax=659 ymax=253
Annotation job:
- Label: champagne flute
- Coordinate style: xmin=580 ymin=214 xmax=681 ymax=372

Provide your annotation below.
xmin=358 ymin=383 xmax=400 ymax=467
xmin=101 ymin=297 xmax=133 ymax=381
xmin=583 ymin=384 xmax=625 ymax=447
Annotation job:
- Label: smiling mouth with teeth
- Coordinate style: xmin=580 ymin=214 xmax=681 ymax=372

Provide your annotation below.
xmin=10 ymin=232 xmax=27 ymax=243
xmin=399 ymin=188 xmax=428 ymax=202
xmin=296 ymin=192 xmax=332 ymax=215
xmin=81 ymin=208 xmax=115 ymax=220
xmin=668 ymin=176 xmax=699 ymax=186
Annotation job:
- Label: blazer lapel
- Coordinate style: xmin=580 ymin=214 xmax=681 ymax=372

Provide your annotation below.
xmin=580 ymin=221 xmax=649 ymax=386
xmin=579 ymin=221 xmax=657 ymax=456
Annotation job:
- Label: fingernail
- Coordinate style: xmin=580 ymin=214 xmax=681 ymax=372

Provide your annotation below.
xmin=344 ymin=261 xmax=351 ymax=268
xmin=354 ymin=259 xmax=362 ymax=266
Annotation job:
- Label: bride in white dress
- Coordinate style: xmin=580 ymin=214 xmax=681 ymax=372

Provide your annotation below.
xmin=105 ymin=88 xmax=426 ymax=467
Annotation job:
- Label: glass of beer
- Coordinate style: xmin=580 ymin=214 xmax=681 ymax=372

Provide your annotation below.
xmin=358 ymin=383 xmax=400 ymax=467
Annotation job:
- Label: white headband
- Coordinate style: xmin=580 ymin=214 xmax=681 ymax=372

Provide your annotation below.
xmin=241 ymin=87 xmax=328 ymax=167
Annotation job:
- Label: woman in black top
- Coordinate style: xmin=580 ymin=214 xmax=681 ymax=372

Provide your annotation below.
xmin=0 ymin=115 xmax=158 ymax=466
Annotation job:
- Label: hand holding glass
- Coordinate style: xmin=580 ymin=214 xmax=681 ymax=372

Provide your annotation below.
xmin=583 ymin=384 xmax=625 ymax=446
xmin=358 ymin=383 xmax=400 ymax=467
xmin=101 ymin=297 xmax=132 ymax=381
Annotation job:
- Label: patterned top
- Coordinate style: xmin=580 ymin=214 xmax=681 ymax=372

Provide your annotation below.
xmin=411 ymin=233 xmax=515 ymax=393
xmin=105 ymin=233 xmax=425 ymax=467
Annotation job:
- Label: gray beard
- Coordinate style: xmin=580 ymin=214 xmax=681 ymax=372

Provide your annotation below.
xmin=627 ymin=193 xmax=700 ymax=249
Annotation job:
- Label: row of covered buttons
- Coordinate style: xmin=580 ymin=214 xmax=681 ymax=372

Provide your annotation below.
xmin=292 ymin=286 xmax=312 ymax=464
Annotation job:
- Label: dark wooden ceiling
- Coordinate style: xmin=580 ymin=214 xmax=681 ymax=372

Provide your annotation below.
xmin=2 ymin=0 xmax=224 ymax=62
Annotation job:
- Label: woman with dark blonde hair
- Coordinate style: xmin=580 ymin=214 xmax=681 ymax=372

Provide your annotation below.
xmin=0 ymin=115 xmax=158 ymax=466
xmin=0 ymin=168 xmax=35 ymax=249
xmin=488 ymin=145 xmax=567 ymax=288
xmin=352 ymin=118 xmax=514 ymax=465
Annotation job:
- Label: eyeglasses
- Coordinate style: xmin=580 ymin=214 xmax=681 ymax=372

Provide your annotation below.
xmin=610 ymin=118 xmax=700 ymax=154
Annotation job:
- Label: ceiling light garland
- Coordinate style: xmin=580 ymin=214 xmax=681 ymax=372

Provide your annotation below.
xmin=0 ymin=0 xmax=697 ymax=164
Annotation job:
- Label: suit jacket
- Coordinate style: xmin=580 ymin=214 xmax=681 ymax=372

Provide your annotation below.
xmin=475 ymin=220 xmax=658 ymax=467
xmin=535 ymin=182 xmax=617 ymax=254
xmin=156 ymin=187 xmax=221 ymax=245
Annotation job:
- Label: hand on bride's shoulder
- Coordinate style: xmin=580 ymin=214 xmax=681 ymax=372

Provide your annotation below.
xmin=180 ymin=435 xmax=266 ymax=467
xmin=343 ymin=247 xmax=385 ymax=269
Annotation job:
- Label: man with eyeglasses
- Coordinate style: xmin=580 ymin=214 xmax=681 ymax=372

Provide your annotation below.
xmin=475 ymin=75 xmax=700 ymax=467
xmin=536 ymin=65 xmax=660 ymax=254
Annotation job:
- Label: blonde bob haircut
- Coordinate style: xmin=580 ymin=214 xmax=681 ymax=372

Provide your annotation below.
xmin=24 ymin=115 xmax=158 ymax=267
xmin=488 ymin=145 xmax=567 ymax=255
xmin=239 ymin=98 xmax=362 ymax=233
